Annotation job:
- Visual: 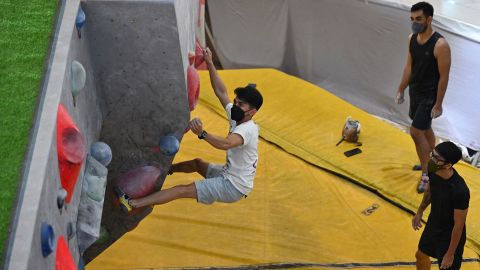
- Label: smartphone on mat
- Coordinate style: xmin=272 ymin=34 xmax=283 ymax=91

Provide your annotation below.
xmin=344 ymin=148 xmax=362 ymax=157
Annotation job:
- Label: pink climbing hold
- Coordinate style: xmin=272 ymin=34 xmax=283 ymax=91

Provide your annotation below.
xmin=57 ymin=104 xmax=86 ymax=203
xmin=187 ymin=51 xmax=200 ymax=111
xmin=194 ymin=40 xmax=207 ymax=70
xmin=115 ymin=166 xmax=161 ymax=199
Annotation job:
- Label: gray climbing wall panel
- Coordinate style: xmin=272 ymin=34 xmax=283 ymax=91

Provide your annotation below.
xmin=4 ymin=0 xmax=198 ymax=269
xmin=81 ymin=0 xmax=191 ymax=262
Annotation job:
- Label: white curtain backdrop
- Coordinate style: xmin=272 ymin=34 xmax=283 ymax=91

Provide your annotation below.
xmin=208 ymin=0 xmax=480 ymax=150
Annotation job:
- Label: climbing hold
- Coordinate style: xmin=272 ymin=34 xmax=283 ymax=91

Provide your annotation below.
xmin=56 ymin=236 xmax=76 ymax=270
xmin=57 ymin=187 xmax=67 ymax=210
xmin=77 ymin=256 xmax=85 ymax=270
xmin=76 ymin=7 xmax=86 ymax=38
xmin=115 ymin=166 xmax=160 ymax=199
xmin=71 ymin=60 xmax=86 ymax=106
xmin=194 ymin=40 xmax=207 ymax=69
xmin=67 ymin=222 xmax=75 ymax=240
xmin=158 ymin=135 xmax=179 ymax=156
xmin=86 ymin=174 xmax=106 ymax=202
xmin=57 ymin=104 xmax=86 ymax=203
xmin=40 ymin=222 xmax=55 ymax=257
xmin=90 ymin=141 xmax=112 ymax=166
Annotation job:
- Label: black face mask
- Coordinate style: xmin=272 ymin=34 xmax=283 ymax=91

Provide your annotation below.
xmin=231 ymin=104 xmax=246 ymax=123
xmin=427 ymin=159 xmax=449 ymax=173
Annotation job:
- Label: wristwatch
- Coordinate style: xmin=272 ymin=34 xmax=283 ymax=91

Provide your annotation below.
xmin=198 ymin=130 xmax=208 ymax=140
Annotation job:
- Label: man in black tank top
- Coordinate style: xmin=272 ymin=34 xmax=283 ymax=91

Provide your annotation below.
xmin=395 ymin=2 xmax=451 ymax=194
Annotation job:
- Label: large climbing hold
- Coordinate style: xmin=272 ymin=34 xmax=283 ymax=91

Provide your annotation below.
xmin=187 ymin=51 xmax=200 ymax=111
xmin=71 ymin=60 xmax=86 ymax=107
xmin=56 ymin=104 xmax=86 ymax=203
xmin=114 ymin=166 xmax=161 ymax=213
xmin=77 ymin=155 xmax=108 ymax=253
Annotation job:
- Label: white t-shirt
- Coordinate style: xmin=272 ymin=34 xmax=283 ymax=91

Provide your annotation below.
xmin=221 ymin=103 xmax=259 ymax=195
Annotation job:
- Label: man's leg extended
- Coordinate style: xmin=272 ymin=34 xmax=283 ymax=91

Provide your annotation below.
xmin=170 ymin=158 xmax=209 ymax=178
xmin=411 ymin=126 xmax=432 ymax=192
xmin=129 ymin=182 xmax=197 ymax=208
xmin=410 ymin=126 xmax=432 ymax=175
xmin=416 ymin=250 xmax=431 ymax=270
xmin=425 ymin=128 xmax=436 ymax=150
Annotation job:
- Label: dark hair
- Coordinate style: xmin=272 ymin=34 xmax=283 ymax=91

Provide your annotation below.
xmin=435 ymin=141 xmax=462 ymax=165
xmin=411 ymin=2 xmax=434 ymax=17
xmin=234 ymin=85 xmax=263 ymax=110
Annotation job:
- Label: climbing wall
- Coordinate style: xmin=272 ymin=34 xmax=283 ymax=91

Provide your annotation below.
xmin=4 ymin=0 xmax=201 ymax=269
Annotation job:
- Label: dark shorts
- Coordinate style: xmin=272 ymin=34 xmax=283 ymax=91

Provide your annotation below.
xmin=418 ymin=225 xmax=466 ymax=270
xmin=409 ymin=91 xmax=435 ymax=130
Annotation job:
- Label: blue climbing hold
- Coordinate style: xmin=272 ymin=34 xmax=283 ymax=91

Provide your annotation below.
xmin=90 ymin=141 xmax=112 ymax=166
xmin=158 ymin=135 xmax=180 ymax=156
xmin=76 ymin=7 xmax=86 ymax=38
xmin=40 ymin=222 xmax=55 ymax=257
xmin=77 ymin=256 xmax=85 ymax=270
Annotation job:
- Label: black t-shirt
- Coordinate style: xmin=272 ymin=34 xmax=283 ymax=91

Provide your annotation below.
xmin=426 ymin=169 xmax=470 ymax=240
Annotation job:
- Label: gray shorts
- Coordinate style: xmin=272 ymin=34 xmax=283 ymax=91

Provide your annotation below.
xmin=194 ymin=164 xmax=244 ymax=205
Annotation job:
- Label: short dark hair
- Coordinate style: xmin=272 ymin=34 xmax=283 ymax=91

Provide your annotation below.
xmin=234 ymin=85 xmax=263 ymax=110
xmin=411 ymin=2 xmax=434 ymax=17
xmin=435 ymin=141 xmax=462 ymax=165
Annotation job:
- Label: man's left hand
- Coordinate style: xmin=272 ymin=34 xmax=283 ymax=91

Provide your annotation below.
xmin=440 ymin=252 xmax=454 ymax=269
xmin=189 ymin=118 xmax=203 ymax=135
xmin=431 ymin=104 xmax=443 ymax=119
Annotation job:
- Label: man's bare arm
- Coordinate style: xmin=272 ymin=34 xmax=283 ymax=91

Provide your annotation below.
xmin=398 ymin=35 xmax=413 ymax=93
xmin=418 ymin=187 xmax=431 ymax=213
xmin=396 ymin=35 xmax=413 ymax=104
xmin=440 ymin=208 xmax=467 ymax=269
xmin=203 ymin=48 xmax=230 ymax=108
xmin=432 ymin=38 xmax=451 ymax=118
xmin=189 ymin=118 xmax=243 ymax=150
xmin=204 ymin=133 xmax=243 ymax=150
xmin=412 ymin=187 xmax=431 ymax=230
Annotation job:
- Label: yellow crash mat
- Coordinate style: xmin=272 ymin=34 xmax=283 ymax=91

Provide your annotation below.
xmin=198 ymin=69 xmax=480 ymax=254
xmin=88 ymin=97 xmax=479 ymax=269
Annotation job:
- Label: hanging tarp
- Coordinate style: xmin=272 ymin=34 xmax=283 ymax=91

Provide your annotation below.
xmin=207 ymin=0 xmax=480 ymax=150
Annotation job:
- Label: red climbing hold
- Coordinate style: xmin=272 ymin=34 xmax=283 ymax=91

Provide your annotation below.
xmin=56 ymin=236 xmax=77 ymax=270
xmin=57 ymin=104 xmax=86 ymax=203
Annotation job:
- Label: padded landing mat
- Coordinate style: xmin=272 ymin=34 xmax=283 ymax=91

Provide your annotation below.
xmin=88 ymin=96 xmax=479 ymax=269
xmin=198 ymin=69 xmax=480 ymax=254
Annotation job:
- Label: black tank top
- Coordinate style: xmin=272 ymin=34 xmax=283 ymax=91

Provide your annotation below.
xmin=409 ymin=32 xmax=443 ymax=96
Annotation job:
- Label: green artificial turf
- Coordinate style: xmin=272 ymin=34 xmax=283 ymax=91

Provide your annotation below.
xmin=0 ymin=0 xmax=59 ymax=265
